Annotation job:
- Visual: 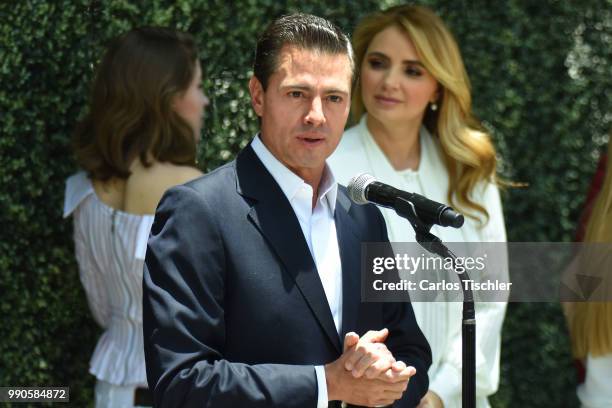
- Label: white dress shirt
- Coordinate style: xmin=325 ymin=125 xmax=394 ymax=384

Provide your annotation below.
xmin=329 ymin=115 xmax=508 ymax=408
xmin=251 ymin=135 xmax=342 ymax=408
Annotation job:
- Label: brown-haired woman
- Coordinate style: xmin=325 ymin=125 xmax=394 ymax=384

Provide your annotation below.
xmin=329 ymin=5 xmax=507 ymax=408
xmin=63 ymin=27 xmax=207 ymax=407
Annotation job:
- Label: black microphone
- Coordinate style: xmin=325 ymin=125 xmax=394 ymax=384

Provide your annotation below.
xmin=347 ymin=173 xmax=464 ymax=228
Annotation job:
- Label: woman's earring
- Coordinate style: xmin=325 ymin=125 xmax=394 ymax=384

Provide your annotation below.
xmin=430 ymin=102 xmax=438 ymax=111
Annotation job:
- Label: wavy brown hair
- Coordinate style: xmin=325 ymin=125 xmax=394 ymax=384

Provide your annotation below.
xmin=352 ymin=5 xmax=498 ymax=222
xmin=73 ymin=26 xmax=198 ymax=181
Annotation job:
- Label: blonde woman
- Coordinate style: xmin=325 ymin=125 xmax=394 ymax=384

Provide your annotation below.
xmin=329 ymin=5 xmax=507 ymax=408
xmin=565 ymin=138 xmax=612 ymax=408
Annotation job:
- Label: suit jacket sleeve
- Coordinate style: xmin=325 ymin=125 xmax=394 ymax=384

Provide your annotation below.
xmin=372 ymin=206 xmax=432 ymax=407
xmin=143 ymin=184 xmax=318 ymax=408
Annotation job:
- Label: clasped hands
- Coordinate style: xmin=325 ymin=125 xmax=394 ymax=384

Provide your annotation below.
xmin=325 ymin=328 xmax=416 ymax=407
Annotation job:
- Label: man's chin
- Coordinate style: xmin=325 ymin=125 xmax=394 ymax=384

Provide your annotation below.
xmin=285 ymin=158 xmax=327 ymax=178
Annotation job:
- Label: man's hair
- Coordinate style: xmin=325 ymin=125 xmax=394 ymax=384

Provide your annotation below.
xmin=253 ymin=13 xmax=354 ymax=89
xmin=73 ymin=26 xmax=199 ymax=181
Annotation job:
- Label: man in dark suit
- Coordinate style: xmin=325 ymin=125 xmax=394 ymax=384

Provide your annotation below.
xmin=143 ymin=13 xmax=431 ymax=407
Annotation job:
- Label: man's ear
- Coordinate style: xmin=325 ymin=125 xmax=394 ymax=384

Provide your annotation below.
xmin=249 ymin=76 xmax=264 ymax=117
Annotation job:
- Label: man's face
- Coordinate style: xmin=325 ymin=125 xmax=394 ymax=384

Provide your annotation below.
xmin=249 ymin=45 xmax=352 ymax=181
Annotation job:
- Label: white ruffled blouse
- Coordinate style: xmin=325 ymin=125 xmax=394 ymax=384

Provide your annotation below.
xmin=328 ymin=115 xmax=508 ymax=408
xmin=63 ymin=171 xmax=153 ymax=386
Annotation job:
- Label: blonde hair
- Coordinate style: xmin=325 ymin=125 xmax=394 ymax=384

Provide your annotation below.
xmin=568 ymin=137 xmax=612 ymax=358
xmin=352 ymin=4 xmax=497 ymax=222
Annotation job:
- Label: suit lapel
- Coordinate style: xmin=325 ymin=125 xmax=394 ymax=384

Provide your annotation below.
xmin=236 ymin=145 xmax=341 ymax=353
xmin=335 ymin=190 xmax=361 ymax=340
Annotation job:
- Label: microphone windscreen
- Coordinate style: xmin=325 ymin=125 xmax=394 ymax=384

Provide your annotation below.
xmin=347 ymin=173 xmax=376 ymax=205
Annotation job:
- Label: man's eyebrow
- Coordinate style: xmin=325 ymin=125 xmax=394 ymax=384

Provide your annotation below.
xmin=325 ymin=88 xmax=350 ymax=95
xmin=281 ymin=84 xmax=312 ymax=91
xmin=281 ymin=84 xmax=349 ymax=95
xmin=366 ymin=51 xmax=425 ymax=66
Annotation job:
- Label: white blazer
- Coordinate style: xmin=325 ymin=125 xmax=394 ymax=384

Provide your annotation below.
xmin=328 ymin=115 xmax=508 ymax=408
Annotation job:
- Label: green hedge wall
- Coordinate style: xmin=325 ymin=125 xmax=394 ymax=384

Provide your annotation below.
xmin=1 ymin=0 xmax=610 ymax=406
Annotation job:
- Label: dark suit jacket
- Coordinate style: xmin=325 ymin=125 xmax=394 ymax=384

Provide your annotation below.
xmin=143 ymin=145 xmax=431 ymax=407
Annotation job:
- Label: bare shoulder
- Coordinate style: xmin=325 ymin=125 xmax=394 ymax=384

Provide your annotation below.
xmin=125 ymin=162 xmax=204 ymax=214
xmin=165 ymin=163 xmax=204 ymax=185
xmin=131 ymin=161 xmax=203 ymax=186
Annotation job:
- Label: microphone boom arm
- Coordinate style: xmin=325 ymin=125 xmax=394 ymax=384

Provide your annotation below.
xmin=394 ymin=197 xmax=476 ymax=408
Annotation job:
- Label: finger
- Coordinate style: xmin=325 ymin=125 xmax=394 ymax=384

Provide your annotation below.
xmin=364 ymin=365 xmax=380 ymax=379
xmin=391 ymin=360 xmax=407 ymax=372
xmin=371 ymin=343 xmax=395 ymax=365
xmin=361 ymin=328 xmax=389 ymax=343
xmin=403 ymin=366 xmax=416 ymax=377
xmin=344 ymin=347 xmax=363 ymax=371
xmin=380 ymin=368 xmax=392 ymax=380
xmin=347 ymin=338 xmax=394 ymax=373
xmin=364 ymin=356 xmax=394 ymax=379
xmin=354 ymin=342 xmax=396 ymax=377
xmin=389 ymin=366 xmax=416 ymax=382
xmin=351 ymin=350 xmax=379 ymax=377
xmin=344 ymin=340 xmax=372 ymax=371
xmin=381 ymin=365 xmax=416 ymax=383
xmin=343 ymin=332 xmax=359 ymax=352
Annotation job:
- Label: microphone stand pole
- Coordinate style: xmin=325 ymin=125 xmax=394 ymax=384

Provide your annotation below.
xmin=394 ymin=197 xmax=476 ymax=408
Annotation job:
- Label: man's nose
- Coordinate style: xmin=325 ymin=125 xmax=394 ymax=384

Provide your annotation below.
xmin=304 ymin=97 xmax=325 ymax=126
